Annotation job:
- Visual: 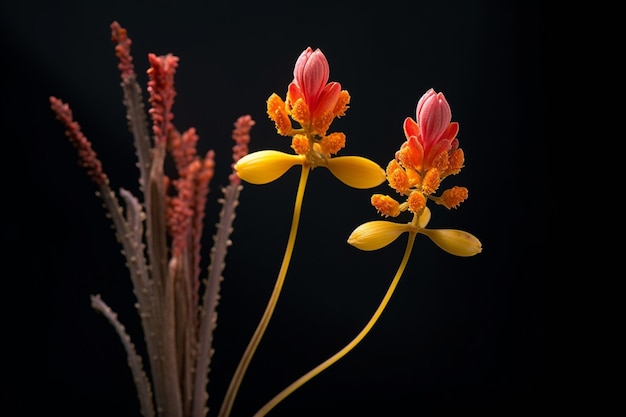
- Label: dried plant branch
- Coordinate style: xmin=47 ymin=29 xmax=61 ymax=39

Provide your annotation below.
xmin=109 ymin=24 xmax=178 ymax=415
xmin=145 ymin=52 xmax=184 ymax=417
xmin=110 ymin=21 xmax=153 ymax=194
xmin=91 ymin=294 xmax=156 ymax=417
xmin=48 ymin=99 xmax=162 ymax=391
xmin=169 ymin=253 xmax=194 ymax=416
xmin=192 ymin=115 xmax=253 ymax=417
xmin=48 ymin=96 xmax=107 ymax=186
xmin=192 ymin=182 xmax=241 ymax=417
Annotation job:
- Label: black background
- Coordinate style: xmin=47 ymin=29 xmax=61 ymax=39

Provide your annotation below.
xmin=3 ymin=1 xmax=552 ymax=416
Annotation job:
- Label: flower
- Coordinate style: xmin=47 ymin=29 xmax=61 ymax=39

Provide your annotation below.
xmin=349 ymin=89 xmax=481 ymax=256
xmin=377 ymin=88 xmax=469 ymax=217
xmin=402 ymin=88 xmax=460 ymax=172
xmin=235 ymin=47 xmax=385 ymax=189
xmin=285 ymin=47 xmax=351 ymax=137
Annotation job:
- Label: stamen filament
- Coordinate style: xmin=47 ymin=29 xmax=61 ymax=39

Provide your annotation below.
xmin=253 ymin=230 xmax=417 ymax=417
xmin=217 ymin=165 xmax=311 ymax=417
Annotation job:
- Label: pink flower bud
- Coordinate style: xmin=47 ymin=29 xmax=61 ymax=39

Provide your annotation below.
xmin=416 ymin=88 xmax=452 ymax=148
xmin=402 ymin=89 xmax=460 ymax=171
xmin=291 ymin=47 xmax=341 ymax=120
xmin=293 ymin=47 xmax=329 ymax=110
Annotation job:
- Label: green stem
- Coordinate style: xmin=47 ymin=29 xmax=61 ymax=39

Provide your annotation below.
xmin=253 ymin=230 xmax=417 ymax=417
xmin=217 ymin=165 xmax=311 ymax=417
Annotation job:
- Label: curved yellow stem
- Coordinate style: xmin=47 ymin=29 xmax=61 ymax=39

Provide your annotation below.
xmin=253 ymin=230 xmax=418 ymax=417
xmin=217 ymin=165 xmax=311 ymax=417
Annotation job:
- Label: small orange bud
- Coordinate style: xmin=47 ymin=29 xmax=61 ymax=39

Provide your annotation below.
xmin=290 ymin=98 xmax=310 ymax=126
xmin=312 ymin=110 xmax=335 ymax=136
xmin=438 ymin=186 xmax=468 ymax=209
xmin=291 ymin=134 xmax=310 ymax=155
xmin=320 ymin=132 xmax=346 ymax=155
xmin=445 ymin=148 xmax=465 ymax=176
xmin=407 ymin=191 xmax=426 ymax=214
xmin=421 ymin=168 xmax=441 ymax=194
xmin=371 ymin=194 xmax=401 ymax=217
xmin=386 ymin=160 xmax=410 ymax=194
xmin=267 ymin=93 xmax=292 ymax=136
xmin=397 ymin=142 xmax=422 ymax=171
xmin=431 ymin=150 xmax=450 ymax=172
xmin=386 ymin=159 xmax=402 ymax=176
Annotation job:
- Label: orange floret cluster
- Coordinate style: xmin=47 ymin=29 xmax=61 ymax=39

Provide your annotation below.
xmin=372 ymin=89 xmax=470 ymax=219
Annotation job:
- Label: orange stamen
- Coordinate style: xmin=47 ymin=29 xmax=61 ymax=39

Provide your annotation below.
xmin=438 ymin=186 xmax=468 ymax=209
xmin=290 ymin=98 xmax=310 ymax=126
xmin=291 ymin=134 xmax=310 ymax=155
xmin=312 ymin=110 xmax=335 ymax=136
xmin=397 ymin=143 xmax=422 ymax=171
xmin=267 ymin=93 xmax=292 ymax=136
xmin=421 ymin=168 xmax=441 ymax=195
xmin=320 ymin=132 xmax=346 ymax=155
xmin=386 ymin=160 xmax=410 ymax=195
xmin=407 ymin=191 xmax=426 ymax=214
xmin=371 ymin=194 xmax=401 ymax=217
xmin=445 ymin=148 xmax=465 ymax=176
xmin=431 ymin=150 xmax=450 ymax=173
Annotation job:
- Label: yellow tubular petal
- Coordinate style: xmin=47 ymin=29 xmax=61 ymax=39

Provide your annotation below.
xmin=234 ymin=151 xmax=304 ymax=184
xmin=347 ymin=220 xmax=410 ymax=251
xmin=419 ymin=228 xmax=482 ymax=257
xmin=325 ymin=156 xmax=386 ymax=189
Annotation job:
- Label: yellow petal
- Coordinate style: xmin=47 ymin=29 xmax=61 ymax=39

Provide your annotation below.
xmin=347 ymin=220 xmax=411 ymax=251
xmin=419 ymin=206 xmax=431 ymax=228
xmin=325 ymin=156 xmax=386 ymax=189
xmin=234 ymin=151 xmax=304 ymax=184
xmin=419 ymin=228 xmax=482 ymax=257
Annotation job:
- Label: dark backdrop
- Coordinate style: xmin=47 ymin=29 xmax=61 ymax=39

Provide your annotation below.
xmin=3 ymin=1 xmax=550 ymax=416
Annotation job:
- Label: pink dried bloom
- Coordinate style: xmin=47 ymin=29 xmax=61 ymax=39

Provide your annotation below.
xmin=110 ymin=21 xmax=135 ymax=80
xmin=167 ymin=175 xmax=195 ymax=257
xmin=165 ymin=126 xmax=215 ymax=279
xmin=192 ymin=150 xmax=215 ymax=252
xmin=168 ymin=127 xmax=200 ymax=174
xmin=230 ymin=115 xmax=255 ymax=184
xmin=147 ymin=53 xmax=179 ymax=145
xmin=49 ymin=96 xmax=108 ymax=185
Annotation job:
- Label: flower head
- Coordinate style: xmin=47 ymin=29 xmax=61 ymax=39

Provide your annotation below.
xmin=284 ymin=47 xmax=351 ymax=137
xmin=386 ymin=89 xmax=469 ymax=215
xmin=402 ymin=88 xmax=460 ymax=172
xmin=235 ymin=47 xmax=385 ymax=189
xmin=348 ymin=89 xmax=481 ymax=256
xmin=290 ymin=48 xmax=339 ymax=123
xmin=270 ymin=47 xmax=350 ymax=142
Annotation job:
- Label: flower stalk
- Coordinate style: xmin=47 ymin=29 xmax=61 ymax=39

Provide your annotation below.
xmin=253 ymin=88 xmax=482 ymax=415
xmin=219 ymin=46 xmax=385 ymax=417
